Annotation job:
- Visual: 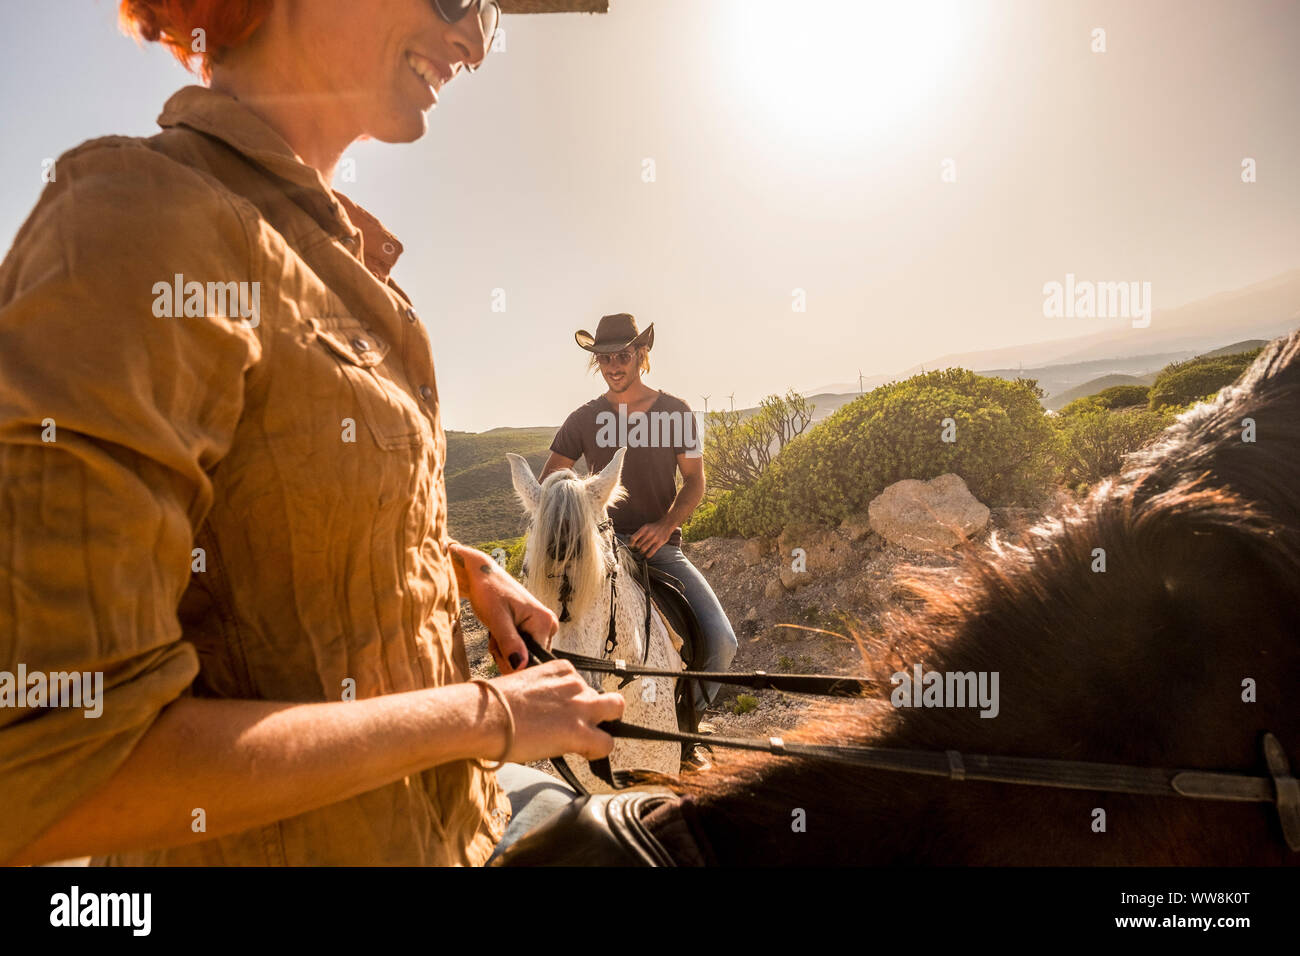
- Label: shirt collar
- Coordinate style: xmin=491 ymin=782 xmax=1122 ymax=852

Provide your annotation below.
xmin=156 ymin=85 xmax=405 ymax=280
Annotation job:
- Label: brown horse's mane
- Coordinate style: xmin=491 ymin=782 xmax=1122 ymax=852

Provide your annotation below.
xmin=645 ymin=331 xmax=1300 ymax=864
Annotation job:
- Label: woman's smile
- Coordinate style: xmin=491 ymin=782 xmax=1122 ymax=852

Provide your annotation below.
xmin=405 ymin=49 xmax=453 ymax=107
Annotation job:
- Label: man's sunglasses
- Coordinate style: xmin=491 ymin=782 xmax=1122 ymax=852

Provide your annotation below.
xmin=432 ymin=0 xmax=501 ymax=73
xmin=596 ymin=349 xmax=637 ymax=367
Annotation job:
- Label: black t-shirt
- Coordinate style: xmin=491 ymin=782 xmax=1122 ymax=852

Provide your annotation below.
xmin=550 ymin=390 xmax=701 ymax=548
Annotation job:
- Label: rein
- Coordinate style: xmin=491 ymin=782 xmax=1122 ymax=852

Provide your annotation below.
xmin=551 ymin=646 xmax=873 ymax=697
xmin=605 ymin=521 xmax=653 ymax=665
xmin=517 ymin=631 xmax=1300 ymax=852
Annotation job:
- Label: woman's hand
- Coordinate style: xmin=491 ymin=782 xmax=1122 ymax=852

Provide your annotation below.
xmin=479 ymin=661 xmax=625 ymax=762
xmin=450 ymin=542 xmax=557 ymax=675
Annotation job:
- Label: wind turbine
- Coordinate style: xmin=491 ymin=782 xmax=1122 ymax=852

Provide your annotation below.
xmin=728 ymin=392 xmax=735 ymax=411
xmin=701 ymin=395 xmax=710 ymax=413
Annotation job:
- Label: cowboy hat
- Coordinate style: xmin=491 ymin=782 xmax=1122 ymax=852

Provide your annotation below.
xmin=574 ymin=313 xmax=654 ymax=353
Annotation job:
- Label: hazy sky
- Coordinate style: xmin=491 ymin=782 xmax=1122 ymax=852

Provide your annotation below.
xmin=2 ymin=0 xmax=1298 ymax=430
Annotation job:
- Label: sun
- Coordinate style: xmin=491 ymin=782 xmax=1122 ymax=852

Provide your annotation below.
xmin=724 ymin=0 xmax=968 ymax=144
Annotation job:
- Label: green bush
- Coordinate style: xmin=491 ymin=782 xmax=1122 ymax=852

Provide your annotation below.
xmin=683 ymin=497 xmax=737 ymax=542
xmin=701 ymin=389 xmax=815 ymax=491
xmin=1052 ymin=406 xmax=1179 ymax=488
xmin=1091 ymin=384 xmax=1150 ymax=409
xmin=1058 ymin=385 xmax=1151 ymax=419
xmin=698 ymin=369 xmax=1056 ymax=538
xmin=1056 ymin=396 xmax=1107 ymax=418
xmin=473 ymin=536 xmax=527 ymax=578
xmin=1148 ymin=349 xmax=1261 ymax=408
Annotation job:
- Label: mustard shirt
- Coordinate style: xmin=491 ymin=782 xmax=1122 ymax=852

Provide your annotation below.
xmin=0 ymin=85 xmax=511 ymax=865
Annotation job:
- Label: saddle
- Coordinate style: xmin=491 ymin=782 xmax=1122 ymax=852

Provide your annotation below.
xmin=636 ymin=561 xmax=708 ymax=736
xmin=489 ymin=790 xmax=716 ymax=867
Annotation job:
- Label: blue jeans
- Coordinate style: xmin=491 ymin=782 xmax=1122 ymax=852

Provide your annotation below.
xmin=485 ymin=762 xmax=577 ymax=864
xmin=615 ymin=533 xmax=738 ymax=712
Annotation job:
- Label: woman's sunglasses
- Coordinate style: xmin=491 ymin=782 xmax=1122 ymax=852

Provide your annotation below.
xmin=596 ymin=349 xmax=637 ymax=367
xmin=431 ymin=0 xmax=501 ymax=73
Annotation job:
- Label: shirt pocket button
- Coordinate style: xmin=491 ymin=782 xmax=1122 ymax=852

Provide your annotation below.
xmin=311 ymin=316 xmax=422 ymax=450
xmin=419 ymin=385 xmax=433 ymax=402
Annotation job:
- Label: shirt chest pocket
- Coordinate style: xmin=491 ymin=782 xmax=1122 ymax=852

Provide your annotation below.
xmin=310 ymin=316 xmax=428 ymax=450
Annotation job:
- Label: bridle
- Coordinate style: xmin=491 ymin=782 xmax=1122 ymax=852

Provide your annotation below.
xmin=526 ymin=517 xmax=653 ymax=663
xmin=516 ymin=631 xmax=1300 ymax=853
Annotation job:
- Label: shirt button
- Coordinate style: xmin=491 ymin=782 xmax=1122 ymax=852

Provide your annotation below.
xmin=419 ymin=385 xmax=433 ymax=402
xmin=351 ymin=337 xmax=371 ymax=352
xmin=382 ymin=241 xmax=396 ymax=256
xmin=405 ymin=307 xmax=418 ymax=323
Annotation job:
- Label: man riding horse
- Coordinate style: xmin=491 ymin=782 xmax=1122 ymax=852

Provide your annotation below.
xmin=540 ymin=313 xmax=739 ymax=771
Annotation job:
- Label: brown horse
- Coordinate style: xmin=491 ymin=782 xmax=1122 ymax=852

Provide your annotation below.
xmin=496 ymin=330 xmax=1300 ymax=866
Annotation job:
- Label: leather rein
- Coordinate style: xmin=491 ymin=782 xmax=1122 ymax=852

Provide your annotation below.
xmin=516 ymin=626 xmax=1300 ymax=852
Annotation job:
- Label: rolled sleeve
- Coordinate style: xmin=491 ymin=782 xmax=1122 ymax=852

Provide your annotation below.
xmin=0 ymin=141 xmax=264 ymax=862
xmin=550 ymin=408 xmax=585 ymax=462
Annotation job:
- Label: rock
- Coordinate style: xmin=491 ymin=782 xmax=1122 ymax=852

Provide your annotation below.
xmin=763 ymin=577 xmax=787 ymax=600
xmin=778 ymin=566 xmax=808 ymax=591
xmin=868 ymin=474 xmax=990 ymax=551
xmin=741 ymin=537 xmax=771 ymax=567
xmin=805 ymin=533 xmax=849 ymax=573
xmin=777 ymin=523 xmax=818 ymax=559
xmin=838 ymin=512 xmax=874 ymax=542
xmin=745 ymin=606 xmax=759 ymax=621
xmin=773 ymin=523 xmax=852 ymax=589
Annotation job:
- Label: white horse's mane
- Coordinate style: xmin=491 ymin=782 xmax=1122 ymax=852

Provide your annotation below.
xmin=520 ymin=466 xmax=628 ymax=626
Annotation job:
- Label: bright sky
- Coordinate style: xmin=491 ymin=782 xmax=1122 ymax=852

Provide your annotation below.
xmin=2 ymin=0 xmax=1298 ymax=430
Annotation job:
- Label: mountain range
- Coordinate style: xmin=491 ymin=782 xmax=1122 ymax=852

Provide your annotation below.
xmin=807 ymin=267 xmax=1300 ymax=399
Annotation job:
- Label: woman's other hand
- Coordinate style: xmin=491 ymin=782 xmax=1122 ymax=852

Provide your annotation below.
xmin=450 ymin=542 xmax=557 ymax=674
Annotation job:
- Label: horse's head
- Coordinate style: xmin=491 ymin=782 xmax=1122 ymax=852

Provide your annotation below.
xmin=508 ymin=448 xmax=629 ymax=629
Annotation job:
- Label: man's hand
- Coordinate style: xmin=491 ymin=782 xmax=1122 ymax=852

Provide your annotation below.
xmin=450 ymin=543 xmax=558 ymax=675
xmin=629 ymin=518 xmax=675 ymax=559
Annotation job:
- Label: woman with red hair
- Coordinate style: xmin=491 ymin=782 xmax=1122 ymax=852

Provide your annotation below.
xmin=0 ymin=0 xmax=612 ymax=866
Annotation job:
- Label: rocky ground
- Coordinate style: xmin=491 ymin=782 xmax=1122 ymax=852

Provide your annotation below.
xmin=461 ymin=499 xmax=1055 ymax=777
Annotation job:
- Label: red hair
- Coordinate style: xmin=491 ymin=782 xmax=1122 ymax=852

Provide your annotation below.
xmin=119 ymin=0 xmax=271 ymax=80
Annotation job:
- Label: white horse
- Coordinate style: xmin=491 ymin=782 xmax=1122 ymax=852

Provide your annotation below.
xmin=508 ymin=447 xmax=681 ymax=792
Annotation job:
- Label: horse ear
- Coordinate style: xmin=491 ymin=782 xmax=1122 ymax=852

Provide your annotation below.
xmin=588 ymin=446 xmax=628 ymax=510
xmin=507 ymin=453 xmax=542 ymax=514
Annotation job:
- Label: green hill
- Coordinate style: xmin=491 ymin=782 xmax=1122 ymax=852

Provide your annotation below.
xmin=444 ymin=426 xmax=556 ymax=544
xmin=1197 ymin=339 xmax=1268 ymax=359
xmin=1147 ymin=346 xmax=1263 ymax=408
xmin=1045 ymin=373 xmax=1157 ymax=411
